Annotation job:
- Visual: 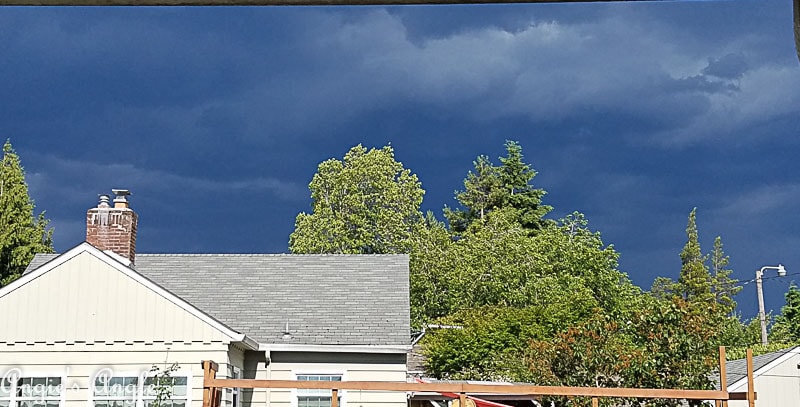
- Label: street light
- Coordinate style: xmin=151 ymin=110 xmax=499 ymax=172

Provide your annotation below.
xmin=756 ymin=264 xmax=787 ymax=345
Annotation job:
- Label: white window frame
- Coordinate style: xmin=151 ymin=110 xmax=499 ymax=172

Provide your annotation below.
xmin=290 ymin=370 xmax=346 ymax=407
xmin=88 ymin=369 xmax=192 ymax=407
xmin=0 ymin=370 xmax=67 ymax=407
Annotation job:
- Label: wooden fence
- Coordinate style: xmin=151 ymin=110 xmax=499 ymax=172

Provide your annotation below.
xmin=201 ymin=347 xmax=757 ymax=407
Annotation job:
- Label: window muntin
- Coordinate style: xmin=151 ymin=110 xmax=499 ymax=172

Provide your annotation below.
xmin=0 ymin=377 xmax=62 ymax=407
xmin=93 ymin=376 xmax=138 ymax=407
xmin=296 ymin=375 xmax=342 ymax=407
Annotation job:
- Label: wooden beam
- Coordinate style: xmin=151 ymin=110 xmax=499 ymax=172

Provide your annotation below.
xmin=207 ymin=378 xmax=728 ymax=400
xmin=331 ymin=389 xmax=339 ymax=407
xmin=201 ymin=360 xmax=219 ymax=407
xmin=746 ymin=349 xmax=755 ymax=407
xmin=591 ymin=397 xmax=598 ymax=407
xmin=719 ymin=346 xmax=728 ymax=407
xmin=202 ymin=361 xmax=219 ymax=407
xmin=729 ymin=392 xmax=756 ymax=401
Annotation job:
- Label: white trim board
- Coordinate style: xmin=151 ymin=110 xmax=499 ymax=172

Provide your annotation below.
xmin=260 ymin=344 xmax=411 ymax=353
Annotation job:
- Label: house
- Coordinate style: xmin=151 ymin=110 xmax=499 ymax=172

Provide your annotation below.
xmin=0 ymin=191 xmax=411 ymax=407
xmin=721 ymin=346 xmax=800 ymax=407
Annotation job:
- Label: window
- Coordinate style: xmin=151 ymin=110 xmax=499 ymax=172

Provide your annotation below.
xmin=0 ymin=376 xmax=63 ymax=407
xmin=225 ymin=367 xmax=240 ymax=407
xmin=0 ymin=378 xmax=11 ymax=407
xmin=142 ymin=376 xmax=188 ymax=407
xmin=93 ymin=374 xmax=189 ymax=407
xmin=93 ymin=377 xmax=138 ymax=407
xmin=296 ymin=375 xmax=342 ymax=407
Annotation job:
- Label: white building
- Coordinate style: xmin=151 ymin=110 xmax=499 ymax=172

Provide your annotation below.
xmin=0 ymin=191 xmax=410 ymax=407
xmin=724 ymin=346 xmax=800 ymax=406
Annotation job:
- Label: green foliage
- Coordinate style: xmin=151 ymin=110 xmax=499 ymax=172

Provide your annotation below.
xmin=422 ymin=306 xmax=552 ymax=381
xmin=409 ymin=211 xmax=453 ymax=326
xmin=716 ymin=314 xmax=761 ymax=349
xmin=446 ymin=141 xmax=550 ymax=233
xmin=651 ymin=210 xmax=739 ymax=316
xmin=771 ymin=284 xmax=800 ymax=343
xmin=289 ymin=144 xmax=424 ymax=254
xmin=710 ymin=236 xmax=740 ymax=315
xmin=678 ymin=208 xmax=713 ymax=304
xmin=0 ymin=140 xmax=53 ymax=287
xmin=445 ymin=155 xmax=502 ymax=232
xmin=528 ymin=297 xmax=723 ymax=407
xmin=413 ymin=209 xmax=635 ymax=326
xmin=419 ymin=210 xmax=640 ymax=381
xmin=147 ymin=362 xmax=180 ymax=407
xmin=727 ymin=341 xmax=795 ymax=360
xmin=497 ymin=141 xmax=551 ymax=229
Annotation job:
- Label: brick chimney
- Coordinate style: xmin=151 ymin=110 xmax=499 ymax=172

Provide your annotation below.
xmin=86 ymin=189 xmax=138 ymax=265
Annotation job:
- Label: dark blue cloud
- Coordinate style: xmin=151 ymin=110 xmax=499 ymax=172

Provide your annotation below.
xmin=4 ymin=0 xmax=800 ymax=319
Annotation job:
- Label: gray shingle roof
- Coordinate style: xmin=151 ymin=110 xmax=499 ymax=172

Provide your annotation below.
xmin=25 ymin=252 xmax=410 ymax=346
xmin=726 ymin=347 xmax=796 ymax=387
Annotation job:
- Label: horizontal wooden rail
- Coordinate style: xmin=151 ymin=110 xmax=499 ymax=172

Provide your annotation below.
xmin=206 ymin=378 xmax=730 ymax=400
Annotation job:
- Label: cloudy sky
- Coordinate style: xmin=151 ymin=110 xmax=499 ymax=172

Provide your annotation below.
xmin=3 ymin=0 xmax=799 ymax=318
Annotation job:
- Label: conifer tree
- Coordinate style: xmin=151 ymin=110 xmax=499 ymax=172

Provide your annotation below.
xmin=677 ymin=208 xmax=713 ymax=303
xmin=497 ymin=140 xmax=551 ymax=229
xmin=0 ymin=140 xmax=53 ymax=287
xmin=710 ymin=236 xmax=740 ymax=315
xmin=446 ymin=141 xmax=550 ymax=232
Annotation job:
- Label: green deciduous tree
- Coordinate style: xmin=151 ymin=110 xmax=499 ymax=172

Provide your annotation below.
xmin=419 ymin=210 xmax=640 ymax=380
xmin=289 ymin=144 xmax=424 ymax=254
xmin=0 ymin=140 xmax=53 ymax=287
xmin=528 ymin=297 xmax=723 ymax=407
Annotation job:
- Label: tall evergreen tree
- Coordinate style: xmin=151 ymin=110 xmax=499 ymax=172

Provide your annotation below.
xmin=446 ymin=141 xmax=550 ymax=232
xmin=709 ymin=236 xmax=740 ymax=315
xmin=446 ymin=155 xmax=502 ymax=232
xmin=497 ymin=140 xmax=551 ymax=229
xmin=0 ymin=140 xmax=53 ymax=287
xmin=677 ymin=208 xmax=713 ymax=304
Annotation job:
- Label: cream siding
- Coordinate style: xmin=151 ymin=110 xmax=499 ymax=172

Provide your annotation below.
xmin=0 ymin=343 xmax=236 ymax=407
xmin=250 ymin=353 xmax=406 ymax=407
xmin=0 ymin=252 xmax=230 ymax=344
xmin=727 ymin=351 xmax=800 ymax=407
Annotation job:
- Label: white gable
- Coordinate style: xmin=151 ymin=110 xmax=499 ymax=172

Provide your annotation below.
xmin=0 ymin=244 xmax=244 ymax=345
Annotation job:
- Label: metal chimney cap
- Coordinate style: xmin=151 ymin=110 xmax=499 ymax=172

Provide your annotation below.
xmin=111 ymin=189 xmax=131 ymax=208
